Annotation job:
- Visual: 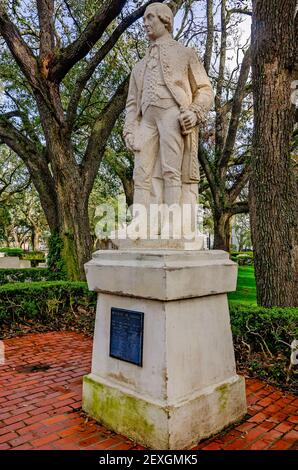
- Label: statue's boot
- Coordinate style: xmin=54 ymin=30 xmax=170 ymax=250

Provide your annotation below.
xmin=161 ymin=186 xmax=182 ymax=239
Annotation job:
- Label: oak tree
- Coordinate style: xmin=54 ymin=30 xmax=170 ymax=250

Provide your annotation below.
xmin=0 ymin=0 xmax=179 ymax=279
xmin=250 ymin=0 xmax=298 ymax=306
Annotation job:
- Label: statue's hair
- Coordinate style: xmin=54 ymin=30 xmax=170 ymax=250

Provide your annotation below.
xmin=145 ymin=3 xmax=174 ymax=34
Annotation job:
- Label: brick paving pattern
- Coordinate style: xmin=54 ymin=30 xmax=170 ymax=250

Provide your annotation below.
xmin=0 ymin=332 xmax=297 ymax=450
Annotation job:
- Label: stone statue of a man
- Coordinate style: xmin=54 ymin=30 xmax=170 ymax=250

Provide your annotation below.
xmin=123 ymin=2 xmax=214 ymax=239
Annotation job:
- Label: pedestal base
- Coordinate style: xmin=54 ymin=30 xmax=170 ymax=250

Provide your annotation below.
xmin=83 ymin=250 xmax=247 ymax=449
xmin=83 ymin=374 xmax=246 ymax=450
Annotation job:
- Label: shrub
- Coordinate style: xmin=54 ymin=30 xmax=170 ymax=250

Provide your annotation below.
xmin=230 ymin=304 xmax=298 ymax=354
xmin=20 ymin=251 xmax=46 ymax=266
xmin=230 ymin=304 xmax=298 ymax=393
xmin=230 ymin=251 xmax=254 ymax=266
xmin=0 ymin=247 xmax=24 ymax=257
xmin=0 ymin=281 xmax=96 ymax=337
xmin=0 ymin=250 xmax=46 ymax=267
xmin=231 ymin=251 xmax=253 ymax=257
xmin=21 ymin=251 xmax=45 ymax=260
xmin=1 ymin=280 xmax=296 ymax=392
xmin=47 ymin=232 xmax=66 ymax=278
xmin=0 ymin=268 xmax=64 ymax=285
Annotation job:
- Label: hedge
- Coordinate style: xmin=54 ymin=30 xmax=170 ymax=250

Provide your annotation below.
xmin=20 ymin=251 xmax=46 ymax=267
xmin=0 ymin=268 xmax=64 ymax=285
xmin=0 ymin=283 xmax=296 ymax=351
xmin=0 ymin=282 xmax=296 ymax=391
xmin=231 ymin=251 xmax=253 ymax=257
xmin=0 ymin=281 xmax=96 ymax=336
xmin=230 ymin=251 xmax=254 ymax=266
xmin=230 ymin=304 xmax=298 ymax=355
xmin=0 ymin=247 xmax=24 ymax=257
xmin=230 ymin=304 xmax=298 ymax=392
xmin=0 ymin=249 xmax=46 ymax=266
xmin=20 ymin=251 xmax=45 ymax=261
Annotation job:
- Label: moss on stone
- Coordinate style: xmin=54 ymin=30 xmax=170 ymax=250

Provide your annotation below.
xmin=83 ymin=375 xmax=158 ymax=445
xmin=216 ymin=383 xmax=229 ymax=413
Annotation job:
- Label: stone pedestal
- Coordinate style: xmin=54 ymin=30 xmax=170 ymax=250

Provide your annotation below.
xmin=83 ymin=250 xmax=247 ymax=449
xmin=0 ymin=257 xmax=31 ymax=269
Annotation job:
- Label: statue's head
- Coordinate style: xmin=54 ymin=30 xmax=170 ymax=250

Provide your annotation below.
xmin=144 ymin=3 xmax=173 ymax=40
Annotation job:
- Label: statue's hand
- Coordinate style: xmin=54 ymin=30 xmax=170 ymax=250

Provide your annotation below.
xmin=125 ymin=133 xmax=138 ymax=152
xmin=179 ymin=109 xmax=197 ymax=135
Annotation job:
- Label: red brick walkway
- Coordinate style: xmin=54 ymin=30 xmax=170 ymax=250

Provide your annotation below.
xmin=0 ymin=332 xmax=297 ymax=450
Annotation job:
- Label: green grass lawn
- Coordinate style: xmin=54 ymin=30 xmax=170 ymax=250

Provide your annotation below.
xmin=228 ymin=265 xmax=257 ymax=306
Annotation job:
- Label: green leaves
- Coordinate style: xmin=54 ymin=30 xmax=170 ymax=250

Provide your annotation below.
xmin=47 ymin=231 xmax=66 ymax=277
xmin=0 ymin=268 xmax=61 ymax=284
xmin=0 ymin=280 xmax=96 ymax=332
xmin=230 ymin=303 xmax=298 ymax=392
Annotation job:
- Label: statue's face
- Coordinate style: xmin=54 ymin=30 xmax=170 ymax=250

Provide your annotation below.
xmin=144 ymin=7 xmax=167 ymax=40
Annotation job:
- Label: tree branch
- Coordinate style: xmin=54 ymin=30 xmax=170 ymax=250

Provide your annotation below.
xmin=228 ymin=8 xmax=252 ymax=17
xmin=0 ymin=118 xmax=42 ymax=167
xmin=81 ymin=76 xmax=129 ymax=196
xmin=215 ymin=0 xmax=227 ymax=156
xmin=37 ymin=0 xmax=55 ymax=59
xmin=63 ymin=0 xmax=81 ymax=33
xmin=0 ymin=118 xmax=58 ymax=229
xmin=228 ymin=201 xmax=249 ymax=215
xmin=175 ymin=2 xmax=191 ymax=40
xmin=229 ymin=149 xmax=251 ymax=166
xmin=66 ymin=0 xmax=167 ymax=131
xmin=4 ymin=91 xmax=43 ymax=147
xmin=198 ymin=143 xmax=217 ymax=204
xmin=0 ymin=5 xmax=38 ymax=88
xmin=219 ymin=47 xmax=251 ymax=168
xmin=49 ymin=0 xmax=127 ymax=83
xmin=2 ymin=111 xmax=22 ymax=119
xmin=219 ymin=83 xmax=252 ymax=116
xmin=215 ymin=0 xmax=227 ymax=107
xmin=0 ymin=168 xmax=31 ymax=201
xmin=204 ymin=0 xmax=214 ymax=74
xmin=228 ymin=164 xmax=251 ymax=203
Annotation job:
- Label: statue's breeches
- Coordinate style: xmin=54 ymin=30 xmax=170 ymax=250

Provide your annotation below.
xmin=133 ymin=105 xmax=184 ymax=190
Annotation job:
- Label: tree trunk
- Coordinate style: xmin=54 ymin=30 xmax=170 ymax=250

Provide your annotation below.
xmin=31 ymin=228 xmax=36 ymax=251
xmin=36 ymin=97 xmax=93 ymax=280
xmin=0 ymin=0 xmax=140 ymax=280
xmin=213 ymin=211 xmax=231 ymax=251
xmin=122 ymin=178 xmax=134 ymax=208
xmin=250 ymin=0 xmax=298 ymax=307
xmin=31 ymin=226 xmax=41 ymax=251
xmin=238 ymin=236 xmax=244 ymax=253
xmin=4 ymin=228 xmax=10 ymax=247
xmin=56 ymin=186 xmax=92 ymax=280
xmin=12 ymin=229 xmax=20 ymax=248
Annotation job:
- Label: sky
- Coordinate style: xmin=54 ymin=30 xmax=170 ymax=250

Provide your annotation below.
xmin=173 ymin=1 xmax=252 ymax=70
